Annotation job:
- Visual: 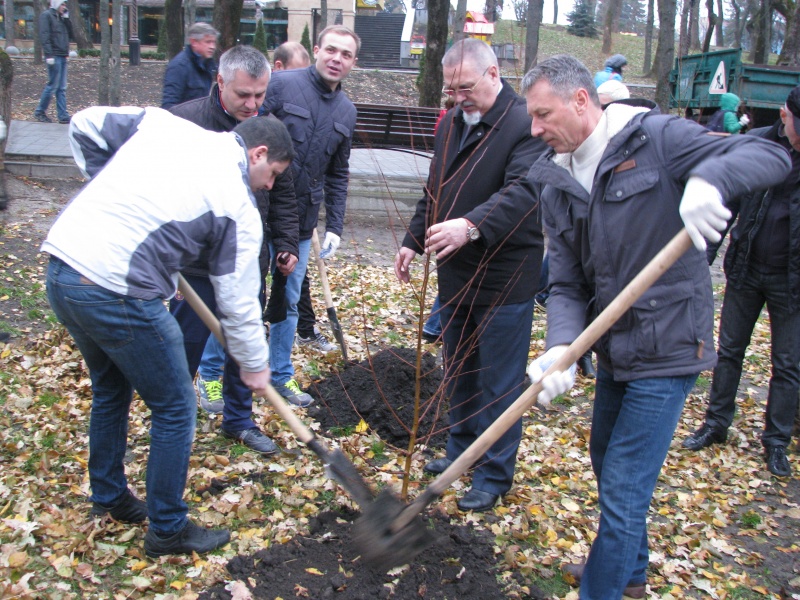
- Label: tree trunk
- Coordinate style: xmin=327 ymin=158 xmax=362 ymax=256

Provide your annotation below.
xmin=553 ymin=0 xmax=558 ymax=23
xmin=643 ymin=0 xmax=655 ymax=74
xmin=0 ymin=50 xmax=13 ymax=212
xmin=777 ymin=3 xmax=800 ymax=65
xmin=165 ymin=0 xmax=184 ymax=60
xmin=99 ymin=0 xmax=110 ymax=104
xmin=715 ymin=0 xmax=724 ymax=45
xmin=4 ymin=0 xmax=15 ymax=48
xmin=184 ymin=0 xmax=197 ymax=39
xmin=419 ymin=0 xmax=448 ymax=108
xmin=454 ymin=0 xmax=468 ymax=43
xmin=654 ymin=0 xmax=677 ymax=112
xmin=110 ymin=0 xmax=122 ymax=105
xmin=731 ymin=0 xmax=743 ymax=47
xmin=524 ymin=0 xmax=544 ymax=71
xmin=689 ymin=0 xmax=701 ymax=50
xmin=67 ymin=0 xmax=92 ymax=49
xmin=702 ymin=0 xmax=716 ymax=52
xmin=484 ymin=0 xmax=501 ymax=21
xmin=679 ymin=0 xmax=691 ymax=56
xmin=753 ymin=1 xmax=771 ymax=64
xmin=601 ymin=0 xmax=622 ymax=54
xmin=213 ymin=0 xmax=245 ymax=52
xmin=33 ymin=0 xmax=43 ymax=64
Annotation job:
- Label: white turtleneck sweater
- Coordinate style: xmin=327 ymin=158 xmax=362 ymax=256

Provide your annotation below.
xmin=570 ymin=111 xmax=610 ymax=194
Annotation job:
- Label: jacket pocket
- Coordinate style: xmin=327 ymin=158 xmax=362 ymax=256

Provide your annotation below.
xmin=327 ymin=121 xmax=352 ymax=156
xmin=605 ymin=168 xmax=659 ymax=203
xmin=282 ymin=103 xmax=310 ymax=144
xmin=630 ymin=279 xmax=697 ymax=362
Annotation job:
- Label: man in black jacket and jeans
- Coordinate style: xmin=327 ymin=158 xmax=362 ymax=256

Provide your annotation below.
xmin=169 ymin=45 xmax=300 ymax=455
xmin=683 ymin=85 xmax=800 ymax=477
xmin=34 ymin=0 xmax=72 ymax=124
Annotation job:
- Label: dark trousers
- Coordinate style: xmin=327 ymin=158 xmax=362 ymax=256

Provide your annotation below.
xmin=440 ymin=298 xmax=534 ymax=496
xmin=170 ymin=274 xmax=266 ymax=432
xmin=706 ymin=266 xmax=800 ymax=447
xmin=297 ymin=272 xmax=316 ymax=338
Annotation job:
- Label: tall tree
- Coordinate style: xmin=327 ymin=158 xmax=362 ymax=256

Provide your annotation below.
xmin=213 ymin=0 xmax=244 ymax=52
xmin=553 ymin=0 xmax=558 ymax=23
xmin=643 ymin=0 xmax=654 ymax=74
xmin=484 ymin=0 xmax=502 ymax=20
xmin=67 ymin=0 xmax=92 ymax=49
xmin=0 ymin=50 xmax=12 ymax=212
xmin=165 ymin=0 xmax=183 ymax=59
xmin=701 ymin=0 xmax=717 ymax=51
xmin=567 ymin=0 xmax=599 ymax=37
xmin=419 ymin=0 xmax=448 ymax=108
xmin=33 ymin=0 xmax=43 ymax=64
xmin=99 ymin=0 xmax=110 ymax=104
xmin=689 ymin=0 xmax=701 ymax=50
xmin=4 ymin=0 xmax=14 ymax=48
xmin=654 ymin=0 xmax=677 ymax=112
xmin=454 ymin=0 xmax=468 ymax=43
xmin=715 ymin=0 xmax=724 ymax=45
xmin=601 ymin=0 xmax=623 ymax=53
xmin=678 ymin=0 xmax=692 ymax=56
xmin=777 ymin=1 xmax=800 ymax=65
xmin=110 ymin=0 xmax=122 ymax=105
xmin=752 ymin=0 xmax=772 ymax=63
xmin=524 ymin=0 xmax=544 ymax=70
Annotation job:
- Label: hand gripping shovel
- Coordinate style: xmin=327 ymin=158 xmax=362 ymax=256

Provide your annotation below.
xmin=351 ymin=229 xmax=695 ymax=570
xmin=176 ymin=275 xmax=377 ymax=509
xmin=311 ymin=229 xmax=348 ymax=361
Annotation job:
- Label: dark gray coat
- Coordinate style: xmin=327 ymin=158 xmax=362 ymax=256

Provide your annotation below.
xmin=529 ymin=105 xmax=791 ymax=381
xmin=39 ymin=8 xmax=72 ymax=58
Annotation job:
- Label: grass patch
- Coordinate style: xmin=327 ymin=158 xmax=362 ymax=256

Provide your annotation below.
xmin=740 ymin=510 xmax=761 ymax=528
xmin=37 ymin=391 xmax=61 ymax=407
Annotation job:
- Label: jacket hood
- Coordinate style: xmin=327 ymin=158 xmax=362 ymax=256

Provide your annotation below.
xmin=719 ymin=92 xmax=741 ymax=111
xmin=50 ymin=0 xmax=66 ymax=10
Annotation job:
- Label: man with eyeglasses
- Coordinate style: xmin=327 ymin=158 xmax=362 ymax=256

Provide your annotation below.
xmin=394 ymin=38 xmax=547 ymax=512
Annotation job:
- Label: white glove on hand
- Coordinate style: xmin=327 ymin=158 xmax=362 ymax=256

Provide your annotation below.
xmin=46 ymin=58 xmax=55 ymax=65
xmin=738 ymin=114 xmax=750 ymax=127
xmin=679 ymin=176 xmax=732 ymax=251
xmin=526 ymin=345 xmax=578 ymax=407
xmin=319 ymin=232 xmax=341 ymax=260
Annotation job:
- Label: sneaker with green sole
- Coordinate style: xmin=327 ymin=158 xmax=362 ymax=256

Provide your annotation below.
xmin=273 ymin=379 xmax=314 ymax=407
xmin=195 ymin=375 xmax=224 ymax=413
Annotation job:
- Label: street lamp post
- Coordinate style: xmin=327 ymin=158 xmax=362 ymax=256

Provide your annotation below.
xmin=128 ymin=0 xmax=140 ymax=65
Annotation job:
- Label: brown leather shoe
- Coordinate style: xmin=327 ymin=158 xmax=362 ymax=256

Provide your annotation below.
xmin=562 ymin=562 xmax=646 ymax=599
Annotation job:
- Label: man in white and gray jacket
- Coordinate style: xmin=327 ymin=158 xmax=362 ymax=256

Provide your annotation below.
xmin=43 ymin=107 xmax=293 ymax=558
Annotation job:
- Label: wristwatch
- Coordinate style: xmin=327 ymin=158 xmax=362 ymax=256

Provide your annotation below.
xmin=466 ymin=225 xmax=481 ymax=242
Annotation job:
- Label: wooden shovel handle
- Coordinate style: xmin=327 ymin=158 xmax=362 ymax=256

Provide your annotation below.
xmin=311 ymin=229 xmax=335 ymax=309
xmin=396 ymin=229 xmax=694 ymax=529
xmin=176 ymin=274 xmax=315 ymax=445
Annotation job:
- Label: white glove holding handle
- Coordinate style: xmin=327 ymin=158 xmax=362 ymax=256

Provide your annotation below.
xmin=527 ymin=345 xmax=578 ymax=407
xmin=738 ymin=114 xmax=750 ymax=127
xmin=46 ymin=57 xmax=55 ymax=65
xmin=678 ymin=176 xmax=731 ymax=251
xmin=319 ymin=232 xmax=341 ymax=260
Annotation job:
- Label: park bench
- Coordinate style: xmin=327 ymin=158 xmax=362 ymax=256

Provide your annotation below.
xmin=353 ymin=103 xmax=442 ymax=153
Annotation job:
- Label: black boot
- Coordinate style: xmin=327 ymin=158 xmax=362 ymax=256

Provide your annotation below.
xmin=577 ymin=351 xmax=595 ymax=379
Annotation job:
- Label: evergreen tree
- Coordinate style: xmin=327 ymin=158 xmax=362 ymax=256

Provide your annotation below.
xmin=567 ymin=0 xmax=599 ymax=38
xmin=300 ymin=24 xmax=313 ymax=59
xmin=253 ymin=17 xmax=267 ymax=52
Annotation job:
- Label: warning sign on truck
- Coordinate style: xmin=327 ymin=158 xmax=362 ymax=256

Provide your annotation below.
xmin=709 ymin=60 xmax=727 ymax=94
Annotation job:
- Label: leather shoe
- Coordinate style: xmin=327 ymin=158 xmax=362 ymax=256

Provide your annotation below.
xmin=423 ymin=457 xmax=453 ymax=474
xmin=765 ymin=445 xmax=791 ymax=477
xmin=562 ymin=562 xmax=646 ymax=598
xmin=90 ymin=488 xmax=147 ymax=523
xmin=221 ymin=427 xmax=279 ymax=455
xmin=457 ymin=488 xmax=499 ymax=512
xmin=682 ymin=422 xmax=727 ymax=451
xmin=577 ymin=353 xmax=596 ymax=378
xmin=144 ymin=519 xmax=230 ymax=557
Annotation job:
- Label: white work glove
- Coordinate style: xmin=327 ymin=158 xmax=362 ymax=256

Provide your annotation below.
xmin=678 ymin=176 xmax=732 ymax=251
xmin=319 ymin=232 xmax=341 ymax=260
xmin=46 ymin=58 xmax=55 ymax=65
xmin=526 ymin=345 xmax=578 ymax=407
xmin=738 ymin=114 xmax=750 ymax=127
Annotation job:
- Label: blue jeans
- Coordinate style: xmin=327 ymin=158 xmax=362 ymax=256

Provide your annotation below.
xmin=35 ymin=56 xmax=69 ymax=121
xmin=581 ymin=368 xmax=697 ymax=599
xmin=268 ymin=238 xmax=311 ymax=385
xmin=440 ymin=298 xmax=534 ymax=496
xmin=705 ymin=266 xmax=800 ymax=447
xmin=198 ymin=334 xmax=225 ymax=381
xmin=46 ymin=257 xmax=193 ymax=536
xmin=423 ymin=294 xmax=442 ymax=336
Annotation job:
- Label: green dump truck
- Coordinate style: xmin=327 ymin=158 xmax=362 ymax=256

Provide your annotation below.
xmin=669 ymin=48 xmax=800 ymax=127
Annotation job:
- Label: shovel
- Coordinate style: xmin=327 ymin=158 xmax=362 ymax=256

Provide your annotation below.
xmin=311 ymin=229 xmax=348 ymax=361
xmin=351 ymin=229 xmax=695 ymax=570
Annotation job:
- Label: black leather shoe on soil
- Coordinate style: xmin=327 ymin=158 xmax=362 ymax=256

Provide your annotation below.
xmin=577 ymin=354 xmax=596 ymax=378
xmin=457 ymin=488 xmax=499 ymax=512
xmin=221 ymin=427 xmax=278 ymax=455
xmin=562 ymin=562 xmax=646 ymax=598
xmin=422 ymin=457 xmax=453 ymax=475
xmin=144 ymin=520 xmax=230 ymax=558
xmin=682 ymin=423 xmax=727 ymax=451
xmin=90 ymin=489 xmax=147 ymax=523
xmin=765 ymin=445 xmax=791 ymax=477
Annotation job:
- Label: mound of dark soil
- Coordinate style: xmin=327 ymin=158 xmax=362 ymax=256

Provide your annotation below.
xmin=306 ymin=347 xmax=447 ymax=448
xmin=198 ymin=508 xmax=506 ymax=600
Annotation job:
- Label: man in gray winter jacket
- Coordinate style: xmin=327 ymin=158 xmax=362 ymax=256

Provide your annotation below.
xmin=523 ymin=55 xmax=791 ymax=600
xmin=34 ymin=0 xmax=73 ymax=124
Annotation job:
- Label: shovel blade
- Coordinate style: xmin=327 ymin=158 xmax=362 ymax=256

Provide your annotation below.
xmin=326 ymin=306 xmax=348 ymax=361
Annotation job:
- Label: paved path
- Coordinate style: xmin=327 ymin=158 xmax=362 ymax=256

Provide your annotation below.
xmin=3 ymin=119 xmax=430 ymax=217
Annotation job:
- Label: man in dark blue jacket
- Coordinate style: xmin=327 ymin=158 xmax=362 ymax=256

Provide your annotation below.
xmin=523 ymin=54 xmax=790 ymax=600
xmin=683 ymin=85 xmax=800 ymax=478
xmin=161 ymin=22 xmax=218 ymax=109
xmin=34 ymin=0 xmax=73 ymax=124
xmin=264 ymin=25 xmax=358 ymax=406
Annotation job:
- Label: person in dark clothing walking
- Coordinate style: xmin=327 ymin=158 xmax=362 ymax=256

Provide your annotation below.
xmin=683 ymin=85 xmax=800 ymax=478
xmin=161 ymin=22 xmax=218 ymax=109
xmin=34 ymin=0 xmax=73 ymax=124
xmin=169 ymin=45 xmax=299 ymax=455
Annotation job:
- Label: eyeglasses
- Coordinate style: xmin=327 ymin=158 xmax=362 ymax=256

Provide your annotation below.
xmin=442 ymin=67 xmax=489 ymax=98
